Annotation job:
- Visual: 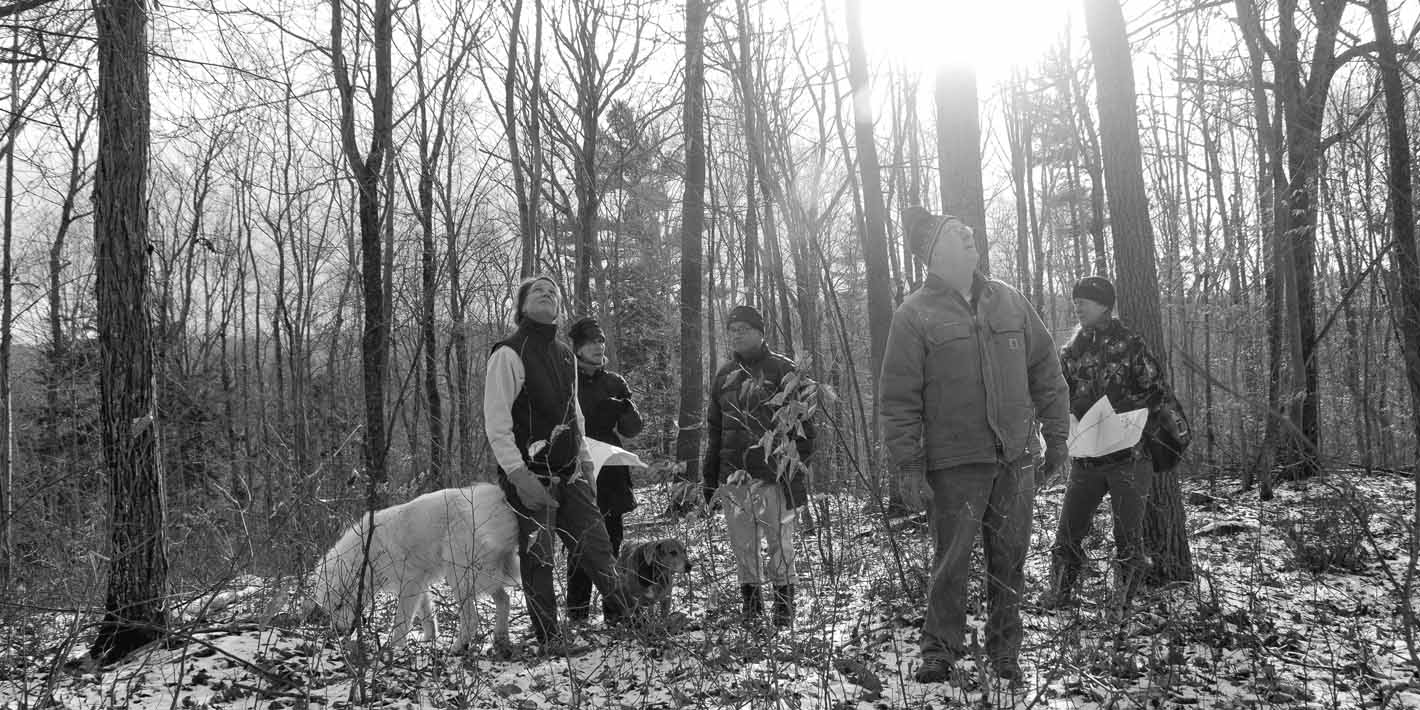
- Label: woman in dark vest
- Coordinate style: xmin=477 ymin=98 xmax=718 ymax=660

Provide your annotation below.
xmin=564 ymin=315 xmax=643 ymax=622
xmin=483 ymin=275 xmax=628 ymax=654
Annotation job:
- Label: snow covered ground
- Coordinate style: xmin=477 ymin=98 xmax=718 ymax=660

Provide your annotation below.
xmin=3 ymin=470 xmax=1418 ymax=709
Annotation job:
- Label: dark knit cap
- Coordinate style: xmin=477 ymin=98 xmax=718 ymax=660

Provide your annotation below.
xmin=902 ymin=205 xmax=957 ymax=260
xmin=514 ymin=275 xmax=561 ymax=324
xmin=726 ymin=304 xmax=765 ymax=332
xmin=1072 ymin=275 xmax=1116 ymax=309
xmin=568 ymin=316 xmax=605 ymax=349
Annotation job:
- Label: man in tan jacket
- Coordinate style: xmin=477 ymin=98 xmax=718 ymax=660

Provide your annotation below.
xmin=879 ymin=207 xmax=1069 ymax=686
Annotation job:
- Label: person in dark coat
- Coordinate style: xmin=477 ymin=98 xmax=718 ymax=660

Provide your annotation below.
xmin=1041 ymin=276 xmax=1171 ymax=612
xmin=564 ymin=315 xmax=644 ymax=622
xmin=702 ymin=304 xmax=815 ymax=628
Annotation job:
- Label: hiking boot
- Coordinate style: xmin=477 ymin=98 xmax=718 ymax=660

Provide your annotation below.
xmin=993 ymin=658 xmax=1025 ymax=687
xmin=1039 ymin=560 xmax=1079 ymax=611
xmin=1037 ymin=586 xmax=1076 ymax=611
xmin=533 ymin=634 xmax=590 ymax=658
xmin=740 ymin=584 xmax=763 ymax=624
xmin=914 ymin=656 xmax=951 ymax=683
xmin=771 ymin=585 xmax=795 ymax=628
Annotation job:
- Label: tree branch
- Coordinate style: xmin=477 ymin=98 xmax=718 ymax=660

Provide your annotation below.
xmin=0 ymin=0 xmax=57 ymax=20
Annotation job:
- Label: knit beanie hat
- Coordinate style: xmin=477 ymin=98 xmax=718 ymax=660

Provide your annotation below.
xmin=902 ymin=205 xmax=957 ymax=261
xmin=514 ymin=275 xmax=561 ymax=324
xmin=568 ymin=316 xmax=605 ymax=350
xmin=726 ymin=304 xmax=765 ymax=332
xmin=1071 ymin=275 xmax=1116 ymax=310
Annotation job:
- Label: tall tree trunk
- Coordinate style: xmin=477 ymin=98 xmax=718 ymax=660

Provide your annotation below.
xmin=1066 ymin=43 xmax=1109 ymax=277
xmin=845 ymin=0 xmax=900 ymax=507
xmin=1083 ymin=0 xmax=1192 ymax=584
xmin=412 ymin=4 xmax=448 ymax=491
xmin=504 ymin=0 xmax=534 ymax=277
xmin=0 ymin=51 xmax=13 ymax=592
xmin=676 ymin=0 xmax=706 ymax=486
xmin=90 ymin=0 xmax=168 ymax=661
xmin=1273 ymin=0 xmax=1345 ymax=480
xmin=934 ymin=64 xmax=989 ymax=274
xmin=1370 ymin=0 xmax=1420 ymax=646
xmin=735 ymin=0 xmax=759 ymax=305
xmin=1007 ymin=76 xmax=1033 ymax=291
xmin=443 ymin=142 xmax=473 ymax=483
xmin=332 ymin=0 xmax=393 ymax=498
xmin=1234 ymin=0 xmax=1277 ymax=498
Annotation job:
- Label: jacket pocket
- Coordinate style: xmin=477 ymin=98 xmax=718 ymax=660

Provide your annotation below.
xmin=987 ymin=314 xmax=1029 ymax=404
xmin=925 ymin=321 xmax=974 ymax=385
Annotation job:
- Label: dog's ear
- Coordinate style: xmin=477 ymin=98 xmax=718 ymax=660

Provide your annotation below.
xmin=636 ymin=543 xmax=657 ymax=582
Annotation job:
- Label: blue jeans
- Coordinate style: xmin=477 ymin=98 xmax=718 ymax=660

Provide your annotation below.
xmin=920 ymin=457 xmax=1034 ymax=664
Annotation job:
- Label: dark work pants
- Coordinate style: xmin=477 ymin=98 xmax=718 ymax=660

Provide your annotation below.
xmin=501 ymin=473 xmax=626 ymax=643
xmin=1050 ymin=456 xmax=1154 ymax=590
xmin=566 ymin=512 xmax=624 ymax=619
xmin=921 ymin=456 xmax=1034 ymax=664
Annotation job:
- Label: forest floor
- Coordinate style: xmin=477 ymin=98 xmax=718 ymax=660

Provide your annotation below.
xmin=2 ymin=469 xmax=1418 ymax=709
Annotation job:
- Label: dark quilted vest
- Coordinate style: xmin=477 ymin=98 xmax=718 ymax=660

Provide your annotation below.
xmin=495 ymin=321 xmax=581 ymax=475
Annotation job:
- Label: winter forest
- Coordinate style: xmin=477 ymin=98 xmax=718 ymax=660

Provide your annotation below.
xmin=2 ymin=0 xmax=1420 ymax=707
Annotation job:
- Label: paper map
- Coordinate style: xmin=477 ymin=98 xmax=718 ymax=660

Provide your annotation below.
xmin=1067 ymin=395 xmax=1147 ymax=458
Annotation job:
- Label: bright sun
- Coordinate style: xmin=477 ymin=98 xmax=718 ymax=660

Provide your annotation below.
xmin=859 ymin=0 xmax=1070 ymax=83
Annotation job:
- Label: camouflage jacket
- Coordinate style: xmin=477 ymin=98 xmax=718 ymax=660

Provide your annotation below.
xmin=1059 ymin=318 xmax=1170 ymax=461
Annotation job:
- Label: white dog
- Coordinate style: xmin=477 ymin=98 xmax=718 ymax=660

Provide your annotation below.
xmin=275 ymin=483 xmax=520 ymax=653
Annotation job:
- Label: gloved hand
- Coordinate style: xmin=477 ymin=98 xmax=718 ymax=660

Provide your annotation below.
xmin=1039 ymin=442 xmax=1069 ymax=487
xmin=508 ymin=465 xmax=557 ymax=511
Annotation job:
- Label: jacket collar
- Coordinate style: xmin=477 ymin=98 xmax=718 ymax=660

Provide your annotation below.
xmin=732 ymin=342 xmax=770 ymax=365
xmin=1078 ymin=317 xmax=1123 ymax=339
xmin=517 ymin=319 xmax=559 ymax=342
xmin=923 ymin=271 xmax=989 ymax=306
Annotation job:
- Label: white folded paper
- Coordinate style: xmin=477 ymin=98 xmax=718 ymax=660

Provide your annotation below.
xmin=585 ymin=437 xmax=647 ymax=483
xmin=1067 ymin=396 xmax=1147 ymax=458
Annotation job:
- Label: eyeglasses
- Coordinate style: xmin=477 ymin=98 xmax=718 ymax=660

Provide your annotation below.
xmin=727 ymin=324 xmax=756 ymax=335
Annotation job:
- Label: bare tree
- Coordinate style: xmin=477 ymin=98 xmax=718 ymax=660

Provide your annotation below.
xmin=676 ymin=0 xmax=707 ymax=486
xmin=331 ymin=0 xmax=394 ymax=495
xmin=1368 ymin=0 xmax=1419 ymax=584
xmin=405 ymin=0 xmax=477 ymax=489
xmin=89 ymin=0 xmax=167 ymax=662
xmin=547 ymin=0 xmax=650 ymax=313
xmin=934 ymin=64 xmax=989 ymax=274
xmin=1083 ymin=0 xmax=1192 ymax=584
xmin=844 ymin=0 xmax=899 ymax=506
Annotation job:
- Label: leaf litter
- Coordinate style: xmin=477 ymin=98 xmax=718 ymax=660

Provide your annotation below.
xmin=2 ymin=470 xmax=1419 ymax=709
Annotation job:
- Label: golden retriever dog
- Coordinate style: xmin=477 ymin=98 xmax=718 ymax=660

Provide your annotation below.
xmin=271 ymin=484 xmax=519 ymax=654
xmin=616 ymin=538 xmax=692 ymax=617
